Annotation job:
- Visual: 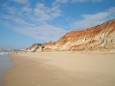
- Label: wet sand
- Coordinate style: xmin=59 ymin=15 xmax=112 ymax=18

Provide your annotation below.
xmin=4 ymin=52 xmax=115 ymax=86
xmin=0 ymin=54 xmax=13 ymax=86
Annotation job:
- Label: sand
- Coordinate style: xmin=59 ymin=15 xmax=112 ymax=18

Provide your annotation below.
xmin=4 ymin=52 xmax=115 ymax=86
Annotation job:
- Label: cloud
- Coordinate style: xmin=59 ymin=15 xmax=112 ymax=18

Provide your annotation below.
xmin=12 ymin=25 xmax=68 ymax=41
xmin=1 ymin=0 xmax=114 ymax=42
xmin=0 ymin=1 xmax=66 ymax=42
xmin=33 ymin=3 xmax=61 ymax=22
xmin=53 ymin=0 xmax=108 ymax=18
xmin=12 ymin=0 xmax=29 ymax=4
xmin=34 ymin=3 xmax=51 ymax=22
xmin=54 ymin=0 xmax=107 ymax=4
xmin=2 ymin=1 xmax=61 ymax=23
xmin=71 ymin=7 xmax=115 ymax=30
xmin=71 ymin=0 xmax=106 ymax=3
xmin=0 ymin=13 xmax=34 ymax=26
xmin=55 ymin=0 xmax=68 ymax=4
xmin=0 ymin=12 xmax=67 ymax=41
xmin=21 ymin=6 xmax=32 ymax=13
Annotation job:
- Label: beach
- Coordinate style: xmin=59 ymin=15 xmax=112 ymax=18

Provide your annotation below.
xmin=4 ymin=52 xmax=115 ymax=86
xmin=0 ymin=53 xmax=13 ymax=86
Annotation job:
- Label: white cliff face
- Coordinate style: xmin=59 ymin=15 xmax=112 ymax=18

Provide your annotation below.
xmin=26 ymin=44 xmax=43 ymax=52
xmin=36 ymin=46 xmax=42 ymax=52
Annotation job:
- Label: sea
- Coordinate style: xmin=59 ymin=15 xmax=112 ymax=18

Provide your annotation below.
xmin=0 ymin=52 xmax=13 ymax=86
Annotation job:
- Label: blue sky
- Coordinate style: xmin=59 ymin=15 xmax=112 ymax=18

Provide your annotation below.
xmin=0 ymin=0 xmax=115 ymax=49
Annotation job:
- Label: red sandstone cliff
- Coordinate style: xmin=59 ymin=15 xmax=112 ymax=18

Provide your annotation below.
xmin=28 ymin=19 xmax=115 ymax=51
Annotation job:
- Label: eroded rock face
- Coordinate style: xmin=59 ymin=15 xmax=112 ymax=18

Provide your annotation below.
xmin=26 ymin=44 xmax=38 ymax=52
xmin=26 ymin=44 xmax=43 ymax=52
xmin=28 ymin=19 xmax=115 ymax=52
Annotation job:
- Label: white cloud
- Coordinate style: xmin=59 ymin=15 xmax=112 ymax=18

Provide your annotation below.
xmin=34 ymin=3 xmax=51 ymax=21
xmin=0 ymin=1 xmax=65 ymax=42
xmin=33 ymin=3 xmax=61 ymax=22
xmin=12 ymin=0 xmax=29 ymax=4
xmin=12 ymin=25 xmax=68 ymax=41
xmin=21 ymin=6 xmax=32 ymax=13
xmin=51 ymin=5 xmax=61 ymax=18
xmin=71 ymin=7 xmax=115 ymax=30
xmin=55 ymin=0 xmax=68 ymax=4
xmin=1 ymin=16 xmax=68 ymax=41
xmin=71 ymin=0 xmax=105 ymax=2
xmin=54 ymin=0 xmax=107 ymax=4
xmin=1 ymin=0 xmax=114 ymax=42
xmin=0 ymin=13 xmax=34 ymax=26
xmin=13 ymin=17 xmax=34 ymax=26
xmin=2 ymin=2 xmax=61 ymax=22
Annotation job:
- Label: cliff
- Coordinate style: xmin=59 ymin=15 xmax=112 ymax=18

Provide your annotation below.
xmin=28 ymin=19 xmax=115 ymax=52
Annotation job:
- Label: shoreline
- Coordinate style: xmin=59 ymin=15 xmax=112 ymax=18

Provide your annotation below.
xmin=4 ymin=52 xmax=115 ymax=86
xmin=0 ymin=54 xmax=13 ymax=86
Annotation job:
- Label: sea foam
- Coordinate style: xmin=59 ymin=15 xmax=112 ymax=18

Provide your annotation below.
xmin=0 ymin=52 xmax=8 ymax=55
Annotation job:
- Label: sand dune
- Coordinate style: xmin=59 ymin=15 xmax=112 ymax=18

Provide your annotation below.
xmin=4 ymin=52 xmax=115 ymax=86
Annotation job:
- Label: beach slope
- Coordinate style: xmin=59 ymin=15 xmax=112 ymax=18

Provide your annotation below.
xmin=4 ymin=52 xmax=115 ymax=86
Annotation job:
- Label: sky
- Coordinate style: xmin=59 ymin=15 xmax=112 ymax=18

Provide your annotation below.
xmin=0 ymin=0 xmax=115 ymax=49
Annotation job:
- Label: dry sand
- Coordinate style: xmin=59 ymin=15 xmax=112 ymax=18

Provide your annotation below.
xmin=4 ymin=52 xmax=115 ymax=86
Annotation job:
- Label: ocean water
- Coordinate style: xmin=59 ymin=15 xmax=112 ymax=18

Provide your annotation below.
xmin=0 ymin=52 xmax=13 ymax=86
